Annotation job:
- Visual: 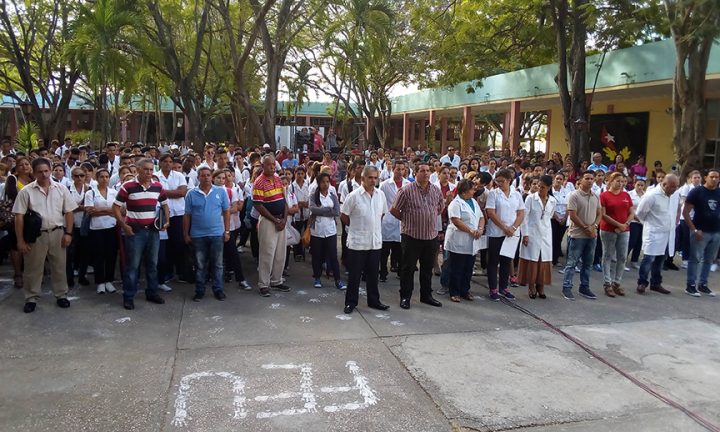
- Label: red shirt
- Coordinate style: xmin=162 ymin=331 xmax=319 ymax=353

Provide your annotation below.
xmin=599 ymin=190 xmax=633 ymax=232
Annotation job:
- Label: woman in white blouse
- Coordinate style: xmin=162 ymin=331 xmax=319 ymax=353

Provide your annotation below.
xmin=519 ymin=175 xmax=556 ymax=299
xmin=221 ymin=169 xmax=251 ymax=290
xmin=627 ymin=177 xmax=646 ymax=269
xmin=309 ymin=172 xmax=346 ymax=290
xmin=551 ymin=173 xmax=569 ymax=267
xmin=485 ymin=169 xmax=525 ymax=301
xmin=84 ymin=168 xmax=118 ymax=294
xmin=444 ymin=180 xmax=484 ymax=302
xmin=67 ymin=166 xmax=90 ymax=288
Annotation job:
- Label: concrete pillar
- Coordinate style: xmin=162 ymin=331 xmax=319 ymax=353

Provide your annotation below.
xmin=462 ymin=106 xmax=474 ymax=155
xmin=418 ymin=118 xmax=426 ymax=148
xmin=507 ymin=101 xmax=522 ymax=155
xmin=305 ymin=116 xmax=311 ymax=126
xmin=440 ymin=117 xmax=448 ymax=154
xmin=429 ymin=110 xmax=437 ymax=152
xmin=402 ymin=113 xmax=410 ymax=149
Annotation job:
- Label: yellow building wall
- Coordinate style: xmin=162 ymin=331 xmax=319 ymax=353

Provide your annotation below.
xmin=548 ymin=96 xmax=676 ymax=167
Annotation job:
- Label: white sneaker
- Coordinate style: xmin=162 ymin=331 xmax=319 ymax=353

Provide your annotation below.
xmin=631 ymin=262 xmax=640 ymax=269
xmin=96 ymin=284 xmax=106 ymax=294
xmin=239 ymin=280 xmax=252 ymax=290
xmin=624 ymin=266 xmax=631 ymax=272
xmin=681 ymin=260 xmax=688 ymax=269
xmin=104 ymin=282 xmax=117 ymax=293
xmin=712 ymin=264 xmax=718 ymax=272
xmin=237 ymin=245 xmax=244 ymax=253
xmin=87 ymin=266 xmax=95 ymax=274
xmin=158 ymin=283 xmax=173 ymax=292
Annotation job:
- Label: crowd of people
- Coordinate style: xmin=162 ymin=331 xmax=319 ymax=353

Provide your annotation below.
xmin=1 ymin=136 xmax=719 ymax=314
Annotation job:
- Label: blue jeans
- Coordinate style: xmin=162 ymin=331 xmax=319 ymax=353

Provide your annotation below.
xmin=562 ymin=237 xmax=596 ymax=291
xmin=638 ymin=254 xmax=664 ymax=287
xmin=192 ymin=236 xmax=225 ymax=295
xmin=122 ymin=228 xmax=160 ymax=301
xmin=687 ymin=231 xmax=720 ymax=287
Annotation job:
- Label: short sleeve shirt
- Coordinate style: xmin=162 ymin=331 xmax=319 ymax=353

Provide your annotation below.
xmin=253 ymin=173 xmax=286 ymax=218
xmin=599 ymin=190 xmax=633 ymax=232
xmin=12 ymin=181 xmax=78 ymax=230
xmin=567 ymin=189 xmax=600 ymax=238
xmin=686 ymin=186 xmax=720 ymax=233
xmin=485 ymin=188 xmax=524 ymax=237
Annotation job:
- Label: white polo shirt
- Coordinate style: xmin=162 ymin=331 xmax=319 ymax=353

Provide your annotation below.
xmin=156 ymin=169 xmax=188 ymax=217
xmin=485 ymin=188 xmax=524 ymax=237
xmin=341 ymin=186 xmax=388 ymax=250
xmin=84 ymin=187 xmax=118 ymax=230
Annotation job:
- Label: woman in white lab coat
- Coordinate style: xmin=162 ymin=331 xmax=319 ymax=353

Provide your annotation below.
xmin=444 ymin=180 xmax=484 ymax=302
xmin=519 ymin=175 xmax=556 ymax=299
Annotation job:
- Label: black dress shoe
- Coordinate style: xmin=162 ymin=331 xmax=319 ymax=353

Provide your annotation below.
xmin=379 ymin=275 xmax=388 ymax=283
xmin=23 ymin=302 xmax=36 ymax=313
xmin=78 ymin=276 xmax=90 ymax=286
xmin=368 ymin=303 xmax=390 ymax=311
xmin=192 ymin=293 xmax=204 ymax=302
xmin=344 ymin=304 xmax=355 ymax=314
xmin=420 ymin=297 xmax=442 ymax=307
xmin=56 ymin=298 xmax=70 ymax=308
xmin=123 ymin=299 xmax=135 ymax=310
xmin=400 ymin=298 xmax=411 ymax=309
xmin=146 ymin=293 xmax=165 ymax=304
xmin=214 ymin=291 xmax=226 ymax=301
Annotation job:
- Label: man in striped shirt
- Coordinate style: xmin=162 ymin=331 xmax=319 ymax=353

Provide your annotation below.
xmin=113 ymin=159 xmax=170 ymax=310
xmin=253 ymin=154 xmax=289 ymax=297
xmin=390 ymin=161 xmax=445 ymax=310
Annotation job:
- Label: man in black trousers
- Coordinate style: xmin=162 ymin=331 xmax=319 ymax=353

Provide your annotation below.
xmin=340 ymin=166 xmax=390 ymax=314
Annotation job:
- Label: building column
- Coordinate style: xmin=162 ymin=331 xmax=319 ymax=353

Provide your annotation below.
xmin=545 ymin=109 xmax=552 ymax=154
xmin=507 ymin=101 xmax=522 ymax=155
xmin=462 ymin=106 xmax=474 ymax=155
xmin=402 ymin=113 xmax=410 ymax=149
xmin=440 ymin=117 xmax=448 ymax=154
xmin=418 ymin=118 xmax=426 ymax=149
xmin=428 ymin=110 xmax=437 ymax=152
xmin=305 ymin=116 xmax=311 ymax=126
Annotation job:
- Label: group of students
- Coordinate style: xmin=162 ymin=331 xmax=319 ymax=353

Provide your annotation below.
xmin=2 ymin=136 xmax=719 ymax=313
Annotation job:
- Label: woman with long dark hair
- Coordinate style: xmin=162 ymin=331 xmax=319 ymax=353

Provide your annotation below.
xmin=519 ymin=175 xmax=556 ymax=298
xmin=309 ymin=172 xmax=345 ymax=290
xmin=84 ymin=168 xmax=118 ymax=294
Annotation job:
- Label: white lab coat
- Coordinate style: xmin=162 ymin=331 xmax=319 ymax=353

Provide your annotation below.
xmin=519 ymin=193 xmax=556 ymax=262
xmin=636 ymin=187 xmax=679 ymax=256
xmin=380 ymin=178 xmax=409 ymax=242
xmin=444 ymin=196 xmax=483 ymax=255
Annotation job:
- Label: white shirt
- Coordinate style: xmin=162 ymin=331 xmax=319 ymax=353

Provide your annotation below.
xmin=290 ymin=180 xmax=310 ymax=222
xmin=198 ymin=160 xmax=216 ymax=171
xmin=311 ymin=192 xmax=337 ymax=238
xmin=182 ymin=169 xmax=198 ymax=189
xmin=68 ymin=183 xmax=88 ymax=227
xmin=341 ymin=187 xmax=387 ymax=250
xmin=445 ymin=196 xmax=483 ymax=255
xmin=591 ymin=182 xmax=605 ymax=197
xmin=678 ymin=182 xmax=698 ymax=220
xmin=84 ymin=187 xmax=118 ymax=230
xmin=519 ymin=193 xmax=556 ymax=262
xmin=380 ymin=177 xmax=410 ymax=242
xmin=636 ymin=187 xmax=679 ymax=256
xmin=485 ymin=188 xmax=524 ymax=237
xmin=156 ymin=169 xmax=188 ymax=217
xmin=628 ymin=189 xmax=644 ymax=223
xmin=440 ymin=153 xmax=461 ymax=168
xmin=551 ymin=185 xmax=569 ymax=217
xmin=229 ymin=185 xmax=243 ymax=231
xmin=379 ymin=166 xmax=392 ymax=182
xmin=337 ymin=178 xmax=360 ymax=203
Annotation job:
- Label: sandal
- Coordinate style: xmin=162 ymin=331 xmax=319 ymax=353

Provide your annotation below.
xmin=462 ymin=293 xmax=474 ymax=301
xmin=13 ymin=274 xmax=23 ymax=289
xmin=528 ymin=285 xmax=537 ymax=299
xmin=450 ymin=296 xmax=461 ymax=302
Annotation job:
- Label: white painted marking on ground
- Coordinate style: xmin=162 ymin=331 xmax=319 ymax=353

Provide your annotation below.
xmin=296 ymin=290 xmax=308 ymax=295
xmin=255 ymin=363 xmax=317 ymax=419
xmin=209 ymin=327 xmax=224 ymax=335
xmin=375 ymin=314 xmax=390 ymax=319
xmin=172 ymin=371 xmax=246 ymax=427
xmin=67 ymin=296 xmax=80 ymax=301
xmin=309 ymin=298 xmax=321 ymax=303
xmin=319 ymin=293 xmax=330 ymax=298
xmin=358 ymin=288 xmax=367 ymax=296
xmin=390 ymin=321 xmax=405 ymax=327
xmin=321 ymin=361 xmax=378 ymax=413
xmin=269 ymin=303 xmax=282 ymax=310
xmin=210 ymin=315 xmax=222 ymax=321
xmin=115 ymin=317 xmax=131 ymax=323
xmin=300 ymin=316 xmax=314 ymax=323
xmin=335 ymin=315 xmax=352 ymax=321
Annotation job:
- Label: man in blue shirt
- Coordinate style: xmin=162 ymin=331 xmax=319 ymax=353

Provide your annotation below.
xmin=587 ymin=152 xmax=609 ymax=172
xmin=682 ymin=168 xmax=720 ymax=297
xmin=183 ymin=167 xmax=231 ymax=301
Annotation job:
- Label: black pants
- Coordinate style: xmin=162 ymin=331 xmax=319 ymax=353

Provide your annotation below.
xmin=66 ymin=230 xmax=89 ymax=283
xmin=400 ymin=234 xmax=437 ymax=300
xmin=628 ymin=222 xmax=643 ymax=263
xmin=551 ymin=218 xmax=567 ymax=265
xmin=248 ymin=218 xmax=259 ymax=260
xmin=292 ymin=220 xmax=308 ymax=258
xmin=345 ymin=249 xmax=381 ymax=308
xmin=90 ymin=227 xmax=118 ymax=284
xmin=487 ymin=236 xmax=512 ymax=291
xmin=593 ymin=228 xmax=603 ymax=266
xmin=380 ymin=241 xmax=401 ymax=278
xmin=340 ymin=223 xmax=349 ymax=269
xmin=167 ymin=215 xmax=193 ymax=281
xmin=448 ymin=252 xmax=474 ymax=297
xmin=311 ymin=235 xmax=341 ymax=281
xmin=676 ymin=220 xmax=690 ymax=260
xmin=224 ymin=229 xmax=245 ymax=282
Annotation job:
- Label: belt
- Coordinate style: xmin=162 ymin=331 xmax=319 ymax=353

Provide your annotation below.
xmin=128 ymin=223 xmax=157 ymax=231
xmin=41 ymin=226 xmax=63 ymax=233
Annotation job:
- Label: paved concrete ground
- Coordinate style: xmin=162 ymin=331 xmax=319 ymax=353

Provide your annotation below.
xmin=0 ymin=252 xmax=718 ymax=432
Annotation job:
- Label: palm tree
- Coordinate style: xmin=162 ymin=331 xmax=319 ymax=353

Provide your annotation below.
xmin=66 ymin=0 xmax=139 ymax=145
